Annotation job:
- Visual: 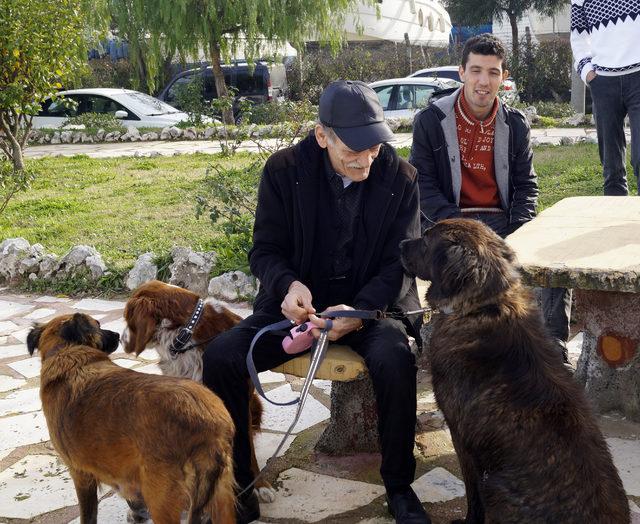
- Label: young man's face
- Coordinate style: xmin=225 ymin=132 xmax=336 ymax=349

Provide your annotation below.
xmin=315 ymin=124 xmax=381 ymax=182
xmin=459 ymin=52 xmax=509 ymax=117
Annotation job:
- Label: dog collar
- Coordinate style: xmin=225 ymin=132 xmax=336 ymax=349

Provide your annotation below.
xmin=169 ymin=299 xmax=205 ymax=356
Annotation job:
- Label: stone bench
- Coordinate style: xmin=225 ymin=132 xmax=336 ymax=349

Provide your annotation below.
xmin=271 ymin=345 xmax=380 ymax=454
xmin=507 ymin=196 xmax=640 ymax=421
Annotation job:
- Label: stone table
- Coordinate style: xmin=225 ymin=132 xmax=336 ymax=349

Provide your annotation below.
xmin=507 ymin=196 xmax=640 ymax=420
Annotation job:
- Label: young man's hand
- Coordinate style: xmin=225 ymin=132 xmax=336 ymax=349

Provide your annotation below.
xmin=309 ymin=304 xmax=364 ymax=341
xmin=281 ymin=281 xmax=315 ymax=324
xmin=586 ymin=70 xmax=597 ymax=84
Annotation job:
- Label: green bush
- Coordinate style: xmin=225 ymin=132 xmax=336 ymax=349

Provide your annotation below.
xmin=244 ymin=99 xmax=317 ymax=125
xmin=173 ymin=75 xmax=209 ymax=127
xmin=64 ymin=112 xmax=125 ymax=133
xmin=537 ymin=116 xmax=558 ymax=127
xmin=195 ymin=161 xmax=262 ymax=272
xmin=287 ymin=42 xmax=462 ymax=102
xmin=76 ymin=58 xmax=135 ymax=90
xmin=511 ymin=38 xmax=573 ymax=103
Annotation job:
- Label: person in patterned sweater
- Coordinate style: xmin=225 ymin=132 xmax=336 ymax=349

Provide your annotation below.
xmin=410 ymin=34 xmax=572 ymax=361
xmin=571 ymin=0 xmax=640 ymax=195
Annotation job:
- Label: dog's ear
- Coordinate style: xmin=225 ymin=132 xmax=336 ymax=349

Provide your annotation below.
xmin=123 ymin=299 xmax=158 ymax=355
xmin=60 ymin=313 xmax=96 ymax=345
xmin=27 ymin=325 xmax=43 ymax=356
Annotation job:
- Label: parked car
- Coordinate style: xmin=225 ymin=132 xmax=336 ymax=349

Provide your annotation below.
xmin=158 ymin=61 xmax=288 ymax=115
xmin=368 ymin=77 xmax=462 ymax=119
xmin=409 ymin=65 xmax=519 ymax=103
xmin=32 ymin=89 xmax=196 ymax=129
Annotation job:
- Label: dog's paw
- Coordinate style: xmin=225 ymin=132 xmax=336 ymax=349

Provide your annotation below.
xmin=254 ymin=486 xmax=276 ymax=503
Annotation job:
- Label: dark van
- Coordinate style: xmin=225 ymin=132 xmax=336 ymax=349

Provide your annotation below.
xmin=158 ymin=61 xmax=287 ymax=111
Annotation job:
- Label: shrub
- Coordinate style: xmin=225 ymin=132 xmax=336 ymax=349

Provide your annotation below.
xmin=245 ymin=99 xmax=317 ymax=125
xmin=286 ymin=42 xmax=462 ymax=102
xmin=511 ymin=38 xmax=573 ymax=103
xmin=195 ymin=161 xmax=262 ymax=273
xmin=173 ymin=74 xmax=210 ymax=127
xmin=63 ymin=112 xmax=125 ymax=133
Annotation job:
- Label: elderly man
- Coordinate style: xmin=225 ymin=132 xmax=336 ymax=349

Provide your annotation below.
xmin=203 ymin=80 xmax=428 ymax=523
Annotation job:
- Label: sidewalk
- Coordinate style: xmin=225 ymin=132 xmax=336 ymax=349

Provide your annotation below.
xmin=23 ymin=128 xmax=613 ymax=160
xmin=1 ymin=290 xmax=639 ymax=523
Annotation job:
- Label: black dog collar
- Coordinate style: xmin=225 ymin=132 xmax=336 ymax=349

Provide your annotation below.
xmin=169 ymin=299 xmax=205 ymax=356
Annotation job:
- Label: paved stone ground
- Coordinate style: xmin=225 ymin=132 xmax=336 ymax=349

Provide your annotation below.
xmin=23 ymin=128 xmax=623 ymax=160
xmin=1 ymin=290 xmax=639 ymax=523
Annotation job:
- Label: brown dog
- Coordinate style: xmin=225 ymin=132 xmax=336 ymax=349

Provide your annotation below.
xmin=400 ymin=218 xmax=629 ymax=524
xmin=121 ymin=280 xmax=275 ymax=502
xmin=27 ymin=313 xmax=236 ymax=524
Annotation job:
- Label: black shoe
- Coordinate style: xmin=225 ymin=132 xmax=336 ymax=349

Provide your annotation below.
xmin=236 ymin=489 xmax=260 ymax=524
xmin=386 ymin=487 xmax=431 ymax=524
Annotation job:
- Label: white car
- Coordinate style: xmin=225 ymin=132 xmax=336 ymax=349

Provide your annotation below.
xmin=369 ymin=77 xmax=462 ymax=119
xmin=409 ymin=65 xmax=519 ymax=103
xmin=32 ymin=88 xmax=197 ymax=129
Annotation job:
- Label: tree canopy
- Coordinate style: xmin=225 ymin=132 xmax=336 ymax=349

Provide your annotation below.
xmin=0 ymin=0 xmax=102 ymax=171
xmin=110 ymin=0 xmax=368 ymax=123
xmin=444 ymin=0 xmax=567 ymax=64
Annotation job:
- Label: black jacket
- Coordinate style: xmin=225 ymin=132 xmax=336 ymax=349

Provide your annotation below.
xmin=249 ymin=132 xmax=421 ymax=331
xmin=410 ymin=88 xmax=538 ymax=230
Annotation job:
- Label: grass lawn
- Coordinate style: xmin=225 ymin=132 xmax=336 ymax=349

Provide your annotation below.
xmin=0 ymin=143 xmax=635 ymax=290
xmin=1 ymin=152 xmax=258 ymax=273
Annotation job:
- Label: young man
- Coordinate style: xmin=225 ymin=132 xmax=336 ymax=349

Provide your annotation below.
xmin=571 ymin=0 xmax=640 ymax=196
xmin=203 ymin=80 xmax=430 ymax=523
xmin=410 ymin=33 xmax=571 ymax=357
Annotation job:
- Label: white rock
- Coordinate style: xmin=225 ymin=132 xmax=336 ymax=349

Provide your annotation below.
xmin=412 ymin=467 xmax=466 ymax=503
xmin=560 ymin=136 xmax=575 ymax=146
xmin=168 ymin=126 xmax=182 ymax=139
xmin=126 ymin=252 xmax=158 ymax=290
xmin=55 ymin=245 xmax=106 ymax=280
xmin=183 ymin=127 xmax=197 ymax=140
xmin=169 ymin=246 xmax=216 ymax=296
xmin=208 ymin=271 xmax=258 ymax=301
xmin=160 ymin=126 xmax=172 ymax=140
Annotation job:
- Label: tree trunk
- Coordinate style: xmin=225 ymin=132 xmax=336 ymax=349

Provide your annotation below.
xmin=0 ymin=113 xmax=25 ymax=171
xmin=508 ymin=11 xmax=520 ymax=69
xmin=209 ymin=42 xmax=234 ymax=125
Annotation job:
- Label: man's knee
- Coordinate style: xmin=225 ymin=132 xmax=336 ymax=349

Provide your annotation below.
xmin=202 ymin=330 xmax=247 ymax=383
xmin=364 ymin=331 xmax=416 ymax=381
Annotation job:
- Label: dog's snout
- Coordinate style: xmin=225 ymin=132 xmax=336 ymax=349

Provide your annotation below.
xmin=102 ymin=329 xmax=120 ymax=354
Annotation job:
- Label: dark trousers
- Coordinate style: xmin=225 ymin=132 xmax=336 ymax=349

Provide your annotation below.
xmin=467 ymin=211 xmax=572 ymax=346
xmin=589 ymin=70 xmax=640 ymax=196
xmin=202 ymin=312 xmax=417 ymax=492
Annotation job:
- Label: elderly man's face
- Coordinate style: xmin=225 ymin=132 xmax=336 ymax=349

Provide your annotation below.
xmin=315 ymin=124 xmax=381 ymax=182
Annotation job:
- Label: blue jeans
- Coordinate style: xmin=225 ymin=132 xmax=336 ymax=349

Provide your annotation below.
xmin=589 ymin=69 xmax=640 ymax=195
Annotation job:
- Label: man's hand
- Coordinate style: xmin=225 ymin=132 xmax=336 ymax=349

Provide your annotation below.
xmin=586 ymin=70 xmax=597 ymax=84
xmin=309 ymin=304 xmax=363 ymax=341
xmin=281 ymin=281 xmax=315 ymax=324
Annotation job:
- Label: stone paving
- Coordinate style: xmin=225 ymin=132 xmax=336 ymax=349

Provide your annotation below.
xmin=22 ymin=128 xmax=622 ymax=160
xmin=0 ymin=290 xmax=639 ymax=523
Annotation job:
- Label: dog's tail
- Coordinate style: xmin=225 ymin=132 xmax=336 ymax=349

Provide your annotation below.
xmin=186 ymin=448 xmax=236 ymax=524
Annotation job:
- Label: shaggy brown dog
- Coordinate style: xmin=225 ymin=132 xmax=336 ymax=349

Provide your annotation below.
xmin=27 ymin=313 xmax=236 ymax=524
xmin=121 ymin=280 xmax=274 ymax=502
xmin=400 ymin=218 xmax=629 ymax=524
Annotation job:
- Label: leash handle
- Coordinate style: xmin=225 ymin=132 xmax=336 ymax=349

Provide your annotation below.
xmin=246 ymin=319 xmax=299 ymax=406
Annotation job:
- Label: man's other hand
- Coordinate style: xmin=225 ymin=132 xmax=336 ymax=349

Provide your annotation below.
xmin=281 ymin=281 xmax=316 ymax=324
xmin=309 ymin=305 xmax=364 ymax=341
xmin=586 ymin=70 xmax=597 ymax=84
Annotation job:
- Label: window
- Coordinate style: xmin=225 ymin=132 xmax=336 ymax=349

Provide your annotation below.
xmin=37 ymin=96 xmax=79 ymax=117
xmin=414 ymin=85 xmax=437 ymax=108
xmin=373 ymin=85 xmax=395 ymax=110
xmin=84 ymin=95 xmax=130 ymax=117
xmin=235 ymin=69 xmax=266 ymax=96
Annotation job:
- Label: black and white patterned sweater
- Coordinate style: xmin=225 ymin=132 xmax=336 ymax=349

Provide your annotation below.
xmin=570 ymin=0 xmax=640 ymax=82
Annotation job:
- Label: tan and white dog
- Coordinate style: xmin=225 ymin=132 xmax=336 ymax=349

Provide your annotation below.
xmin=121 ymin=280 xmax=276 ymax=503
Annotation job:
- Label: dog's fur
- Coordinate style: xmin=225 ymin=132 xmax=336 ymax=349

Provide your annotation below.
xmin=400 ymin=218 xmax=630 ymax=524
xmin=27 ymin=313 xmax=236 ymax=524
xmin=121 ymin=280 xmax=274 ymax=502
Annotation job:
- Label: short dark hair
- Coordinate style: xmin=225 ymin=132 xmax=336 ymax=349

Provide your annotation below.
xmin=461 ymin=34 xmax=507 ymax=70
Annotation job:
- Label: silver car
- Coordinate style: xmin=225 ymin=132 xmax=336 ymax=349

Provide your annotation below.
xmin=369 ymin=77 xmax=462 ymax=119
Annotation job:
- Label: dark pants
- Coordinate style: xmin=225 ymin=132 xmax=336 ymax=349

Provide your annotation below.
xmin=589 ymin=70 xmax=640 ymax=196
xmin=467 ymin=211 xmax=572 ymax=346
xmin=202 ymin=312 xmax=417 ymax=492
